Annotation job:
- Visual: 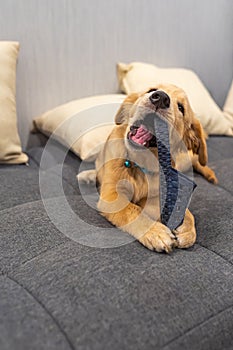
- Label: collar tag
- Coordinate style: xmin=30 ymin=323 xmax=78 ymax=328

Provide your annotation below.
xmin=124 ymin=160 xmax=131 ymax=168
xmin=124 ymin=159 xmax=153 ymax=175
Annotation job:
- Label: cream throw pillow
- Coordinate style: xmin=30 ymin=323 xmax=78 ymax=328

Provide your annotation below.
xmin=0 ymin=41 xmax=28 ymax=164
xmin=223 ymin=80 xmax=233 ymax=125
xmin=117 ymin=62 xmax=233 ymax=136
xmin=33 ymin=94 xmax=125 ymax=161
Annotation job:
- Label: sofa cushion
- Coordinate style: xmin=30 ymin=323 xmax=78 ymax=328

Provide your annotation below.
xmin=0 ymin=164 xmax=77 ymax=211
xmin=117 ymin=62 xmax=233 ymax=136
xmin=0 ymin=276 xmax=70 ymax=350
xmin=33 ymin=94 xmax=125 ymax=162
xmin=206 ymin=136 xmax=233 ymax=162
xmin=0 ymin=42 xmax=28 ymax=164
xmin=0 ymin=199 xmax=70 ymax=273
xmin=8 ymin=241 xmax=233 ymax=350
xmin=223 ymin=79 xmax=233 ymax=126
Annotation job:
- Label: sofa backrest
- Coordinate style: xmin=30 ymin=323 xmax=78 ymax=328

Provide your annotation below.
xmin=0 ymin=0 xmax=232 ymax=148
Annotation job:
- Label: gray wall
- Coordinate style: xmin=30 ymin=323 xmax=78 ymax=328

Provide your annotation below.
xmin=0 ymin=0 xmax=232 ymax=148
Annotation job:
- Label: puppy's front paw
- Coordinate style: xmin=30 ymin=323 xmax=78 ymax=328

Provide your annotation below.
xmin=139 ymin=224 xmax=176 ymax=253
xmin=173 ymin=210 xmax=196 ymax=249
xmin=173 ymin=229 xmax=196 ymax=249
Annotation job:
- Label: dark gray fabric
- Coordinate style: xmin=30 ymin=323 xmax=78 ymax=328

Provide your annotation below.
xmin=162 ymin=306 xmax=233 ymax=350
xmin=0 ymin=276 xmax=71 ymax=350
xmin=190 ymin=176 xmax=233 ymax=263
xmin=0 ymin=200 xmax=69 ymax=273
xmin=27 ymin=140 xmax=81 ymax=171
xmin=208 ymin=159 xmax=233 ymax=195
xmin=27 ymin=142 xmax=92 ymax=190
xmin=0 ymin=165 xmax=42 ymax=211
xmin=26 ymin=131 xmax=48 ymax=150
xmin=0 ymin=135 xmax=232 ymax=350
xmin=206 ymin=136 xmax=233 ymax=161
xmin=9 ymin=242 xmax=233 ymax=350
xmin=0 ymin=164 xmax=78 ymax=211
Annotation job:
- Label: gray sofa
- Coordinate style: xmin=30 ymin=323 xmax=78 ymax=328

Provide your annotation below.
xmin=1 ymin=1 xmax=233 ymax=349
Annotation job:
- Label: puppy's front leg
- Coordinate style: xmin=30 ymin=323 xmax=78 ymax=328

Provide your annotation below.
xmin=98 ymin=189 xmax=176 ymax=253
xmin=173 ymin=209 xmax=196 ymax=248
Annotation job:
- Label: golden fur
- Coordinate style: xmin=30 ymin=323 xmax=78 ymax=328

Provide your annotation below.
xmin=80 ymin=84 xmax=218 ymax=252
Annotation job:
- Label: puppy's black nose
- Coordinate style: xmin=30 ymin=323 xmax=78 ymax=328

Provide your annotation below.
xmin=149 ymin=90 xmax=170 ymax=109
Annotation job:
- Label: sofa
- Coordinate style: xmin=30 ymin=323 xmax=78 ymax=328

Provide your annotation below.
xmin=1 ymin=1 xmax=233 ymax=349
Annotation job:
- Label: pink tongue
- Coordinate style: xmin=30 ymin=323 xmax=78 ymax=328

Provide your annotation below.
xmin=131 ymin=125 xmax=153 ymax=145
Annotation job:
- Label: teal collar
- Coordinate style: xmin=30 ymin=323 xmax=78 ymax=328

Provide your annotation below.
xmin=124 ymin=159 xmax=154 ymax=175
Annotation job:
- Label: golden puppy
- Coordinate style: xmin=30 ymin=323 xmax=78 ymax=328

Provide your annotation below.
xmin=80 ymin=84 xmax=217 ymax=252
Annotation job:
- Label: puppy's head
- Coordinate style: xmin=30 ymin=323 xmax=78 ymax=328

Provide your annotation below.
xmin=115 ymin=84 xmax=207 ymax=166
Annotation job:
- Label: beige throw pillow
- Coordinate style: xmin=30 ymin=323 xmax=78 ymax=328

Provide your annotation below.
xmin=117 ymin=62 xmax=233 ymax=136
xmin=33 ymin=94 xmax=125 ymax=161
xmin=0 ymin=41 xmax=28 ymax=164
xmin=223 ymin=80 xmax=233 ymax=125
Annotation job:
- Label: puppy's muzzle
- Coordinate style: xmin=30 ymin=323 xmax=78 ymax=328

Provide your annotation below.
xmin=150 ymin=90 xmax=170 ymax=110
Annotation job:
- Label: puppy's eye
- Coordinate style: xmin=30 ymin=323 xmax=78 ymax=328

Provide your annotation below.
xmin=147 ymin=88 xmax=157 ymax=93
xmin=178 ymin=103 xmax=185 ymax=115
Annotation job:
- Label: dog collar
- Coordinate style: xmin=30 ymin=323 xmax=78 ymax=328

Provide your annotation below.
xmin=124 ymin=159 xmax=155 ymax=175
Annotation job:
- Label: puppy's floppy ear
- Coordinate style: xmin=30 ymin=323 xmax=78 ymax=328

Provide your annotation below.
xmin=115 ymin=93 xmax=139 ymax=125
xmin=184 ymin=117 xmax=208 ymax=166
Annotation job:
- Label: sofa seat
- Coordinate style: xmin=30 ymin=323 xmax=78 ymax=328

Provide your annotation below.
xmin=0 ymin=136 xmax=232 ymax=350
